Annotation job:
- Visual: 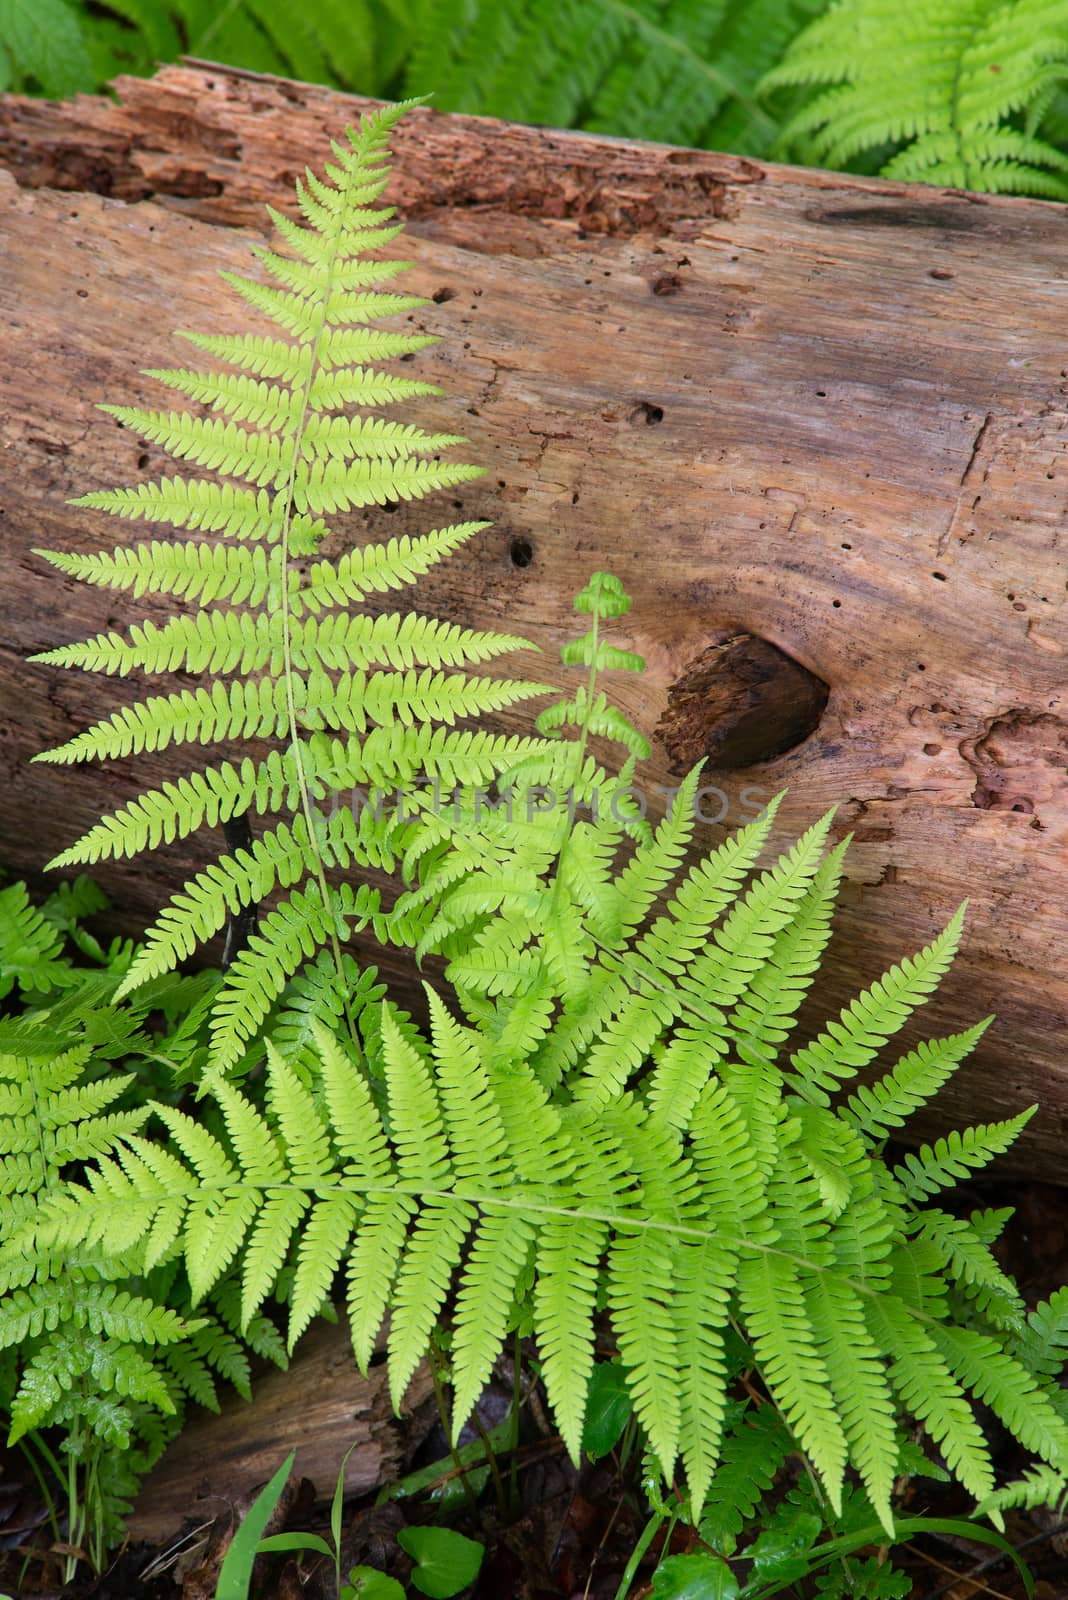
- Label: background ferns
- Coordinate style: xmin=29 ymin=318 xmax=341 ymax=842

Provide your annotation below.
xmin=6 ymin=0 xmax=1066 ymax=201
xmin=765 ymin=0 xmax=1068 ymax=198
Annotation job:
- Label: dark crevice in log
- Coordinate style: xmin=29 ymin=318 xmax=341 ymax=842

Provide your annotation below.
xmin=220 ymin=811 xmax=258 ymax=968
xmin=657 ymin=633 xmax=830 ymax=773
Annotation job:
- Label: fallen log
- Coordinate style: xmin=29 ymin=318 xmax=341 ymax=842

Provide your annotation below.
xmin=128 ymin=1319 xmax=434 ymax=1545
xmin=0 ymin=64 xmax=1066 ymax=1170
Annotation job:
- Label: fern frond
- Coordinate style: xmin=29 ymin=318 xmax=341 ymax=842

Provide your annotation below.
xmin=736 ymin=1255 xmax=847 ymax=1509
xmin=1013 ymin=1285 xmax=1068 ymax=1378
xmin=669 ymin=1239 xmax=736 ymax=1521
xmin=932 ymin=1323 xmax=1068 ymax=1471
xmin=698 ymin=1405 xmax=793 ymax=1556
xmin=35 ymin=103 xmax=548 ymax=1066
xmin=844 ymin=1020 xmax=992 ymax=1141
xmin=894 ymin=1111 xmax=1035 ymax=1199
xmin=728 ymin=840 xmax=847 ymax=1061
xmin=808 ymin=1273 xmax=897 ymax=1532
xmin=766 ymin=0 xmax=1068 ymax=199
xmin=975 ymin=1464 xmax=1068 ymax=1520
xmin=912 ymin=1209 xmax=1024 ymax=1328
xmin=865 ymin=1293 xmax=995 ymax=1503
xmin=20 ymin=915 xmax=1057 ymax=1532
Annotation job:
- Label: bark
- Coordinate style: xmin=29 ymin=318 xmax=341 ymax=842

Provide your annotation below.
xmin=1 ymin=64 xmax=1066 ymax=1171
xmin=128 ymin=1320 xmax=435 ymax=1544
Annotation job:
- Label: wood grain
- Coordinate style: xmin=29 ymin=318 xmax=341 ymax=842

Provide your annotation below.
xmin=128 ymin=1320 xmax=434 ymax=1544
xmin=1 ymin=64 xmax=1066 ymax=1171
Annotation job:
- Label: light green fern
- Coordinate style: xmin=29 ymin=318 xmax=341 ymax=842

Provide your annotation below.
xmin=33 ymin=102 xmax=551 ymax=1073
xmin=0 ymin=896 xmax=293 ymax=1567
xmin=22 ymin=815 xmax=1068 ymax=1531
xmin=764 ymin=0 xmax=1068 ymax=197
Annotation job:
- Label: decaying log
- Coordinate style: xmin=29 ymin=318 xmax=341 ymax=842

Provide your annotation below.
xmin=0 ymin=64 xmax=1066 ymax=1170
xmin=128 ymin=1319 xmax=435 ymax=1544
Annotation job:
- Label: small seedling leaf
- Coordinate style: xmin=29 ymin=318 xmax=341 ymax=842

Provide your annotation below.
xmin=397 ymin=1525 xmax=485 ymax=1597
xmin=649 ymin=1551 xmax=740 ymax=1599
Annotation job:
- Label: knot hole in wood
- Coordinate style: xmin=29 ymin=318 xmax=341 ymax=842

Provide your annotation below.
xmin=656 ymin=633 xmax=830 ymax=775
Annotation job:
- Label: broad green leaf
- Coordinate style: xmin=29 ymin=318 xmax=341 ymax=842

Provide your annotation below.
xmin=581 ymin=1359 xmax=632 ymax=1460
xmin=744 ymin=1510 xmax=822 ymax=1584
xmin=650 ymin=1551 xmax=740 ymax=1598
xmin=397 ymin=1525 xmax=485 ymax=1598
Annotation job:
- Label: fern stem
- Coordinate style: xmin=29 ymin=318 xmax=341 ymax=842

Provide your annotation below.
xmin=612 ymin=1505 xmax=669 ymax=1600
xmin=470 ymin=1406 xmax=508 ymax=1519
xmin=65 ymin=1411 xmax=82 ymax=1585
xmin=428 ymin=1335 xmax=481 ymax=1515
xmin=15 ymin=1434 xmax=62 ymax=1557
xmin=509 ymin=1333 xmax=522 ymax=1516
xmin=220 ymin=811 xmax=259 ymax=967
xmin=272 ymin=135 xmax=377 ymax=1051
xmin=110 ymin=1165 xmax=951 ymax=1322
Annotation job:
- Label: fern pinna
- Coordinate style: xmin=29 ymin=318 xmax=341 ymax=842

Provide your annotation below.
xmin=33 ymin=102 xmax=549 ymax=1072
xmin=22 ymin=803 xmax=1068 ymax=1531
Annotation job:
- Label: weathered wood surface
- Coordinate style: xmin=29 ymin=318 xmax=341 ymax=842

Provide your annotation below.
xmin=128 ymin=1319 xmax=434 ymax=1543
xmin=1 ymin=64 xmax=1066 ymax=1169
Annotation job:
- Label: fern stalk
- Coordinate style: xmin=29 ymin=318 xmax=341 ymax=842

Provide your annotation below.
xmin=270 ymin=113 xmax=415 ymax=1044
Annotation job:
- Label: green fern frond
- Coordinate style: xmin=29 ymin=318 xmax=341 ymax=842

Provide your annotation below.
xmin=698 ymin=1404 xmax=793 ymax=1555
xmin=728 ymin=840 xmax=847 ymax=1062
xmin=808 ymin=1273 xmax=897 ymax=1532
xmin=0 ymin=883 xmax=73 ymax=999
xmin=843 ymin=1020 xmax=992 ymax=1141
xmin=865 ymin=1293 xmax=995 ymax=1503
xmin=765 ymin=0 xmax=1068 ymax=198
xmin=34 ymin=103 xmax=549 ymax=1069
xmin=785 ymin=907 xmax=967 ymax=1106
xmin=932 ymin=1323 xmax=1068 ymax=1471
xmin=736 ymin=1255 xmax=847 ymax=1510
xmin=912 ymin=1209 xmax=1024 ymax=1329
xmin=1013 ymin=1285 xmax=1068 ymax=1378
xmin=19 ymin=860 xmax=1055 ymax=1533
xmin=975 ymin=1464 xmax=1068 ymax=1519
